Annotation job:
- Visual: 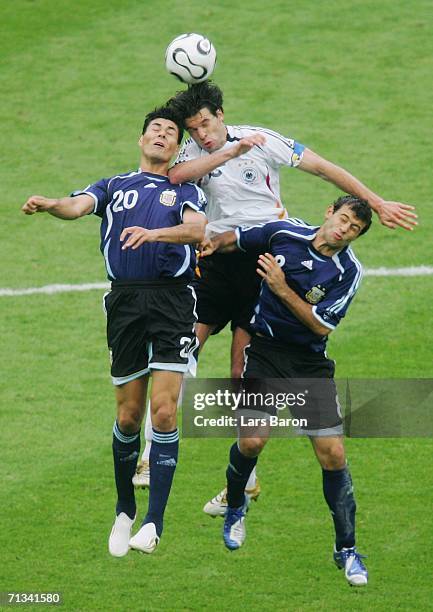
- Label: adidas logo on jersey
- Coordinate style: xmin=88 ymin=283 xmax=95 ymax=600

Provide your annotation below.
xmin=301 ymin=260 xmax=313 ymax=270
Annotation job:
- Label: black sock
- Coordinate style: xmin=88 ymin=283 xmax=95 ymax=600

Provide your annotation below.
xmin=142 ymin=428 xmax=179 ymax=537
xmin=226 ymin=442 xmax=258 ymax=508
xmin=322 ymin=466 xmax=356 ymax=550
xmin=112 ymin=420 xmax=140 ymax=520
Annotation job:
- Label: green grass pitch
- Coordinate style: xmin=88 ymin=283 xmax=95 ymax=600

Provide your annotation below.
xmin=1 ymin=0 xmax=432 ymax=610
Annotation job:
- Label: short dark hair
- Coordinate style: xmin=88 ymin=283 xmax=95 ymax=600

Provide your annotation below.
xmin=332 ymin=195 xmax=372 ymax=235
xmin=167 ymin=81 xmax=224 ymax=125
xmin=142 ymin=106 xmax=184 ymax=144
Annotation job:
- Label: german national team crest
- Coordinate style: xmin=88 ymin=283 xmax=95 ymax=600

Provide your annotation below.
xmin=241 ymin=167 xmax=258 ymax=184
xmin=305 ymin=284 xmax=326 ymax=304
xmin=159 ymin=189 xmax=177 ymax=206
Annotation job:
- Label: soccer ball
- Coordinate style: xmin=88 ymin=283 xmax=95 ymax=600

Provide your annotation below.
xmin=165 ymin=33 xmax=216 ymax=84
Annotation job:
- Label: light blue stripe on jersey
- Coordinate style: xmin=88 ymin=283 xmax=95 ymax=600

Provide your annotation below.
xmin=286 ymin=217 xmax=318 ymax=229
xmin=307 ymin=246 xmax=327 ymax=262
xmin=235 ymin=227 xmax=245 ymax=251
xmin=269 ymin=229 xmax=317 ymax=243
xmin=174 ymin=245 xmax=191 ymax=277
xmin=103 ymin=239 xmax=116 ymax=279
xmin=144 ymin=174 xmax=166 ymax=182
xmin=328 ymin=248 xmax=363 ymax=314
xmin=263 ymin=318 xmax=274 ymax=337
xmin=107 ymin=170 xmax=142 ymax=191
xmin=104 ymin=204 xmax=113 ymax=241
xmin=331 ymin=252 xmax=345 ymax=277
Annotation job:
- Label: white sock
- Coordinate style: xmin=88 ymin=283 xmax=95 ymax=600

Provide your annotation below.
xmin=245 ymin=466 xmax=257 ymax=490
xmin=141 ymin=400 xmax=152 ymax=461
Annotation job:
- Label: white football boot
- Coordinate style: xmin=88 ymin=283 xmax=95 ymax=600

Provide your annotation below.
xmin=132 ymin=459 xmax=150 ymax=488
xmin=129 ymin=522 xmax=160 ymax=554
xmin=203 ymin=480 xmax=261 ymax=517
xmin=108 ymin=513 xmax=136 ymax=557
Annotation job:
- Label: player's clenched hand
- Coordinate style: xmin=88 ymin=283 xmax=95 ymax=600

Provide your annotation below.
xmin=257 ymin=253 xmax=287 ymax=295
xmin=22 ymin=195 xmax=57 ymax=215
xmin=120 ymin=226 xmax=156 ymax=250
xmin=230 ymin=134 xmax=266 ymax=158
xmin=199 ymin=238 xmax=216 ymax=257
xmin=375 ymin=200 xmax=418 ymax=231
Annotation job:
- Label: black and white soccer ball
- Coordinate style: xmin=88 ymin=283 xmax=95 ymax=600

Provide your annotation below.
xmin=165 ymin=33 xmax=216 ymax=84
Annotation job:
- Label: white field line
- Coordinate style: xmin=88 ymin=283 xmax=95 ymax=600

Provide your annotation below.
xmin=0 ymin=282 xmax=110 ymax=297
xmin=0 ymin=266 xmax=432 ymax=297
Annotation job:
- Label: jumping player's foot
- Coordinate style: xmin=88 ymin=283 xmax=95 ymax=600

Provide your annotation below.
xmin=334 ymin=546 xmax=368 ymax=586
xmin=203 ymin=480 xmax=261 ymax=517
xmin=223 ymin=497 xmax=249 ymax=550
xmin=108 ymin=513 xmax=136 ymax=557
xmin=129 ymin=522 xmax=160 ymax=554
xmin=132 ymin=459 xmax=150 ymax=489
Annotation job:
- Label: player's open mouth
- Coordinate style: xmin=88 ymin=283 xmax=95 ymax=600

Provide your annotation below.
xmin=153 ymin=141 xmax=165 ymax=148
xmin=333 ymin=232 xmax=343 ymax=241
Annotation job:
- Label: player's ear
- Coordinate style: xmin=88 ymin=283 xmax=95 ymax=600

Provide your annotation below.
xmin=216 ymin=109 xmax=224 ymax=122
xmin=325 ymin=205 xmax=335 ymax=220
xmin=138 ymin=134 xmax=144 ymax=146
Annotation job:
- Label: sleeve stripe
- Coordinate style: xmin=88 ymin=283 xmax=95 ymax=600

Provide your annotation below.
xmin=74 ymin=190 xmax=98 ymax=213
xmin=180 ymin=202 xmax=207 ymax=219
xmin=192 ymin=183 xmax=207 ymax=205
xmin=312 ymin=306 xmax=336 ymax=330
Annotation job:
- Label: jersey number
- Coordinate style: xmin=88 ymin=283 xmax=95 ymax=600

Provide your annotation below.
xmin=112 ymin=190 xmax=139 ymax=212
xmin=179 ymin=336 xmax=193 ymax=358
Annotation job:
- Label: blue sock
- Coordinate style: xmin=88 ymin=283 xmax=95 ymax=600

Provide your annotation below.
xmin=112 ymin=420 xmax=140 ymax=520
xmin=142 ymin=428 xmax=179 ymax=537
xmin=322 ymin=466 xmax=356 ymax=550
xmin=226 ymin=442 xmax=258 ymax=508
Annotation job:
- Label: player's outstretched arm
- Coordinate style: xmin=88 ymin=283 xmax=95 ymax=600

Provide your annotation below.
xmin=298 ymin=149 xmax=418 ymax=231
xmin=257 ymin=253 xmax=330 ymax=336
xmin=200 ymin=230 xmax=239 ymax=257
xmin=22 ymin=194 xmax=94 ymax=220
xmin=121 ymin=210 xmax=206 ymax=250
xmin=169 ymin=134 xmax=266 ymax=184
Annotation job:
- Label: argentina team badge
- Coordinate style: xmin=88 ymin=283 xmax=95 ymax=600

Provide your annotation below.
xmin=305 ymin=284 xmax=326 ymax=304
xmin=159 ymin=189 xmax=177 ymax=206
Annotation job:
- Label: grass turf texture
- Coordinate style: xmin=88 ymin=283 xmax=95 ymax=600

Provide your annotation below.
xmin=1 ymin=0 xmax=432 ymax=610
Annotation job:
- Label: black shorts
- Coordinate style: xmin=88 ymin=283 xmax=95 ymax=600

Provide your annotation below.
xmin=192 ymin=251 xmax=261 ymax=334
xmin=243 ymin=335 xmax=343 ymax=436
xmin=103 ymin=279 xmax=199 ymax=386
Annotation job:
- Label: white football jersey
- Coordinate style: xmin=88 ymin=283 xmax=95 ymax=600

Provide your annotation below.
xmin=174 ymin=124 xmax=305 ymax=235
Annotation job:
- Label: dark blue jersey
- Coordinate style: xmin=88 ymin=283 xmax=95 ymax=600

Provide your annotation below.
xmin=236 ymin=218 xmax=363 ymax=353
xmin=74 ymin=170 xmax=207 ymax=281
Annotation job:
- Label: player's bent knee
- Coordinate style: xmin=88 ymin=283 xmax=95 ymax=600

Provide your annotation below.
xmin=117 ymin=410 xmax=142 ymax=433
xmin=239 ymin=436 xmax=267 ymax=457
xmin=151 ymin=402 xmax=177 ymax=431
xmin=320 ymin=444 xmax=346 ymax=470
